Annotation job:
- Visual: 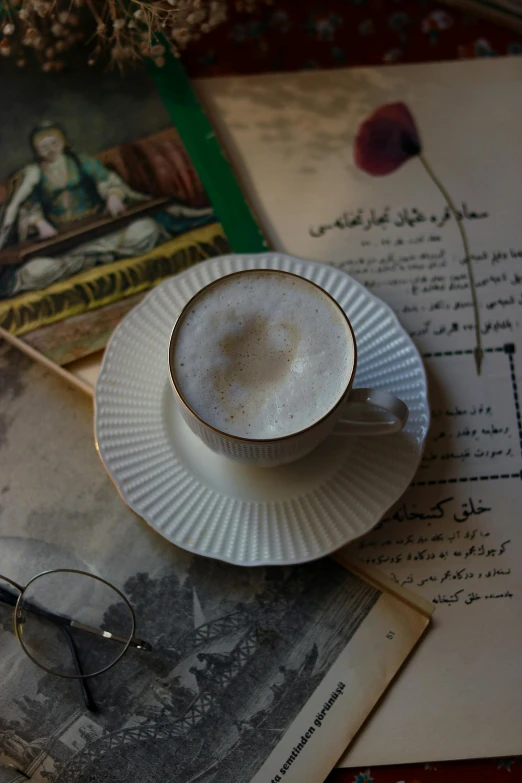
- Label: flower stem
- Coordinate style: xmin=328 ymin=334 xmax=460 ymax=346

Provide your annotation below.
xmin=418 ymin=154 xmax=483 ymax=375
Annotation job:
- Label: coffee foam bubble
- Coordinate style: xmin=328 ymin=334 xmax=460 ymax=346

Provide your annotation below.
xmin=172 ymin=271 xmax=355 ymax=438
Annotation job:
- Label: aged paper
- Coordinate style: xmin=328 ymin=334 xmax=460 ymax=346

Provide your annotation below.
xmin=0 ymin=342 xmax=429 ymax=783
xmin=196 ymin=56 xmax=522 ymax=764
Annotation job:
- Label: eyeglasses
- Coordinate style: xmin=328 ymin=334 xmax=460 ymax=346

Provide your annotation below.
xmin=0 ymin=568 xmax=152 ymax=712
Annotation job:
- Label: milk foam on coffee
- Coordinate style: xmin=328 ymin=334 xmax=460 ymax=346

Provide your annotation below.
xmin=172 ymin=271 xmax=355 ymax=438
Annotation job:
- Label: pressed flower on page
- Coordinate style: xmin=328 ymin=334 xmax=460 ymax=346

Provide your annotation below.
xmin=354 ymin=103 xmax=421 ymax=176
xmin=354 ymin=102 xmax=483 ymax=375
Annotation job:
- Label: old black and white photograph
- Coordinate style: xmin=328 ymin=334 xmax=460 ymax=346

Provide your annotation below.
xmin=0 ymin=539 xmax=379 ymax=783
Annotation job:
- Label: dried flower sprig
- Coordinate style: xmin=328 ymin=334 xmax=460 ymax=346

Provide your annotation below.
xmin=354 ymin=102 xmax=484 ymax=375
xmin=0 ymin=0 xmax=271 ymax=70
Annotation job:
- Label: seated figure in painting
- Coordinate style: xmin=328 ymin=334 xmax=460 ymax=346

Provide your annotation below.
xmin=0 ymin=122 xmax=215 ymax=298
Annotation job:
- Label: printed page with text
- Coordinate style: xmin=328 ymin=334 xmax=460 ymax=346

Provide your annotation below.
xmin=197 ymin=56 xmax=522 ymax=765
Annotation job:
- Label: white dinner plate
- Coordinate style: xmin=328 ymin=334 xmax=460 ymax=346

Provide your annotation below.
xmin=95 ymin=253 xmax=429 ymax=566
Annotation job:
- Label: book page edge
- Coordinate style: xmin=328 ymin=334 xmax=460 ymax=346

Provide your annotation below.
xmin=334 ymin=550 xmax=435 ymax=619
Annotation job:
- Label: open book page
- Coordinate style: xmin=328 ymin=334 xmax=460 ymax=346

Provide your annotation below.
xmin=0 ymin=341 xmax=429 ymax=782
xmin=196 ymin=56 xmax=522 ymax=764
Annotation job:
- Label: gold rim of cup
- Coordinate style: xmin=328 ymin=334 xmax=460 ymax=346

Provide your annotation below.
xmin=168 ymin=269 xmax=358 ymax=444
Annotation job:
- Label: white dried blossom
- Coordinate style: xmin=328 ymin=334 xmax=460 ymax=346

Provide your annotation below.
xmin=112 ymin=44 xmax=134 ymax=59
xmin=34 ymin=2 xmax=50 ymax=17
xmin=171 ymin=26 xmax=191 ymax=45
xmin=3 ymin=0 xmax=270 ymax=69
xmin=22 ymin=27 xmax=38 ymax=43
xmin=187 ymin=10 xmax=206 ymax=24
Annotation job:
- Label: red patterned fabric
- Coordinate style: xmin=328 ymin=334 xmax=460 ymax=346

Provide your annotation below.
xmin=329 ymin=758 xmax=522 ymax=781
xmin=182 ymin=0 xmax=522 ymax=78
xmin=183 ymin=3 xmax=520 ymax=779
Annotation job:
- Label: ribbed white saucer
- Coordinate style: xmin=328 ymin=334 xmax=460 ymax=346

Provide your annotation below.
xmin=95 ymin=253 xmax=429 ymax=566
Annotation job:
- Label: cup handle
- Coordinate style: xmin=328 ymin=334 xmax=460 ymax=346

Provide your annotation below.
xmin=336 ymin=388 xmax=409 ymax=436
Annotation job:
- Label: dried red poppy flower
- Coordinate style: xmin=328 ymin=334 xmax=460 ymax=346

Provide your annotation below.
xmin=354 ymin=102 xmax=421 ymax=176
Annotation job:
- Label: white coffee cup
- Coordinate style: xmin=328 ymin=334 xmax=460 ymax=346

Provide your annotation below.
xmin=168 ymin=269 xmax=408 ymax=467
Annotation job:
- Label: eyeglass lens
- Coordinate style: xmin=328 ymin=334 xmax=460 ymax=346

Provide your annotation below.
xmin=16 ymin=571 xmax=134 ymax=677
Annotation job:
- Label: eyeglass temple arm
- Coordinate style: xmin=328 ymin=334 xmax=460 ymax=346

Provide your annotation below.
xmin=0 ymin=586 xmax=97 ymax=712
xmin=0 ymin=585 xmax=151 ymax=651
xmin=70 ymin=620 xmax=152 ymax=651
xmin=59 ymin=626 xmax=98 ymax=713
